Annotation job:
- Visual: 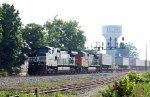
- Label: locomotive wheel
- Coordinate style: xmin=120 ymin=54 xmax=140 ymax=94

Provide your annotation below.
xmin=70 ymin=67 xmax=76 ymax=74
xmin=47 ymin=67 xmax=57 ymax=74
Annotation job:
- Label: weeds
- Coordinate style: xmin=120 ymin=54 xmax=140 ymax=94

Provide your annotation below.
xmin=94 ymin=70 xmax=150 ymax=97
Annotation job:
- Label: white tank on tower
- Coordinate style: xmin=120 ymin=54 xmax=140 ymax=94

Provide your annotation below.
xmin=102 ymin=25 xmax=122 ymax=59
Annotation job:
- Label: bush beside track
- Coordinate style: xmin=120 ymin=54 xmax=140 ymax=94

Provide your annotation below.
xmin=0 ymin=71 xmax=8 ymax=77
xmin=94 ymin=70 xmax=150 ymax=97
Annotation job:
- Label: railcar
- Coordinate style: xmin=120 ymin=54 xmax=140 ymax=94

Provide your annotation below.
xmin=129 ymin=58 xmax=150 ymax=71
xmin=87 ymin=54 xmax=99 ymax=72
xmin=75 ymin=51 xmax=89 ymax=73
xmin=99 ymin=54 xmax=113 ymax=72
xmin=129 ymin=58 xmax=136 ymax=70
xmin=115 ymin=57 xmax=130 ymax=72
xmin=58 ymin=51 xmax=77 ymax=73
xmin=135 ymin=59 xmax=145 ymax=71
xmin=28 ymin=47 xmax=59 ymax=75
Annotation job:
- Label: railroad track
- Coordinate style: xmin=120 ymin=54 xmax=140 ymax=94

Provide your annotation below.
xmin=44 ymin=73 xmax=126 ymax=94
xmin=10 ymin=72 xmax=127 ymax=97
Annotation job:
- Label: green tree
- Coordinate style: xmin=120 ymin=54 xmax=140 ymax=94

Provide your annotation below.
xmin=116 ymin=42 xmax=139 ymax=59
xmin=45 ymin=16 xmax=86 ymax=51
xmin=22 ymin=23 xmax=48 ymax=55
xmin=0 ymin=7 xmax=2 ymax=43
xmin=44 ymin=16 xmax=64 ymax=48
xmin=0 ymin=25 xmax=2 ymax=43
xmin=62 ymin=20 xmax=86 ymax=51
xmin=0 ymin=3 xmax=23 ymax=73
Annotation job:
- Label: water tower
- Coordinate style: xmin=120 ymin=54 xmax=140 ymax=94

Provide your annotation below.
xmin=102 ymin=25 xmax=122 ymax=59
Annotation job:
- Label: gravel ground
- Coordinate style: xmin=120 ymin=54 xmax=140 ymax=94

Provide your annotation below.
xmin=0 ymin=75 xmax=85 ymax=86
xmin=0 ymin=73 xmax=115 ymax=86
xmin=0 ymin=72 xmax=126 ymax=96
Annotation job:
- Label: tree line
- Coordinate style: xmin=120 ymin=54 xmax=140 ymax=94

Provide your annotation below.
xmin=0 ymin=3 xmax=139 ymax=74
xmin=0 ymin=3 xmax=86 ymax=74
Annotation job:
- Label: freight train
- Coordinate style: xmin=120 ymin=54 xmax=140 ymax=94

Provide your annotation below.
xmin=27 ymin=46 xmax=149 ymax=75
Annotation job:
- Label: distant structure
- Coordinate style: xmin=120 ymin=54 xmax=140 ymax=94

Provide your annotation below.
xmin=102 ymin=25 xmax=122 ymax=59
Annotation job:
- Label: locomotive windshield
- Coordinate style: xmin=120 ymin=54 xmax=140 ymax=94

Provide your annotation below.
xmin=38 ymin=47 xmax=49 ymax=53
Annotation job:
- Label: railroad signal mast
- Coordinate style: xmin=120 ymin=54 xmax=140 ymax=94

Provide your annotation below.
xmin=94 ymin=37 xmax=125 ymax=54
xmin=94 ymin=25 xmax=125 ymax=56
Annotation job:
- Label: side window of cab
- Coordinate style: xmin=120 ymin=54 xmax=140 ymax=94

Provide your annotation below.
xmin=48 ymin=48 xmax=51 ymax=54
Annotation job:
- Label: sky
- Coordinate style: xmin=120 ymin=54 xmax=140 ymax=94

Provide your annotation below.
xmin=1 ymin=0 xmax=150 ymax=60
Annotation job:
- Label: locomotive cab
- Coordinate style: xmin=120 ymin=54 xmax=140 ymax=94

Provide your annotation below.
xmin=28 ymin=47 xmax=60 ymax=75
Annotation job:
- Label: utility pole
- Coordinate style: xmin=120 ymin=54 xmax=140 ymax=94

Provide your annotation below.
xmin=145 ymin=43 xmax=147 ymax=71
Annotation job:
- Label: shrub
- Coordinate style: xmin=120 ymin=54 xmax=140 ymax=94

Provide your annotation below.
xmin=127 ymin=71 xmax=146 ymax=83
xmin=116 ymin=75 xmax=135 ymax=97
xmin=97 ymin=71 xmax=150 ymax=97
xmin=12 ymin=67 xmax=21 ymax=74
xmin=100 ymin=85 xmax=116 ymax=97
xmin=52 ymin=90 xmax=68 ymax=97
xmin=143 ymin=70 xmax=150 ymax=81
xmin=0 ymin=71 xmax=8 ymax=77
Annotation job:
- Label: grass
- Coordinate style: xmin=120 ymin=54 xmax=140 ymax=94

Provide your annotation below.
xmin=132 ymin=82 xmax=150 ymax=97
xmin=0 ymin=76 xmax=94 ymax=97
xmin=0 ymin=91 xmax=35 ymax=97
xmin=0 ymin=90 xmax=78 ymax=97
xmin=0 ymin=91 xmax=54 ymax=97
xmin=0 ymin=80 xmax=67 ymax=92
xmin=0 ymin=76 xmax=93 ymax=91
